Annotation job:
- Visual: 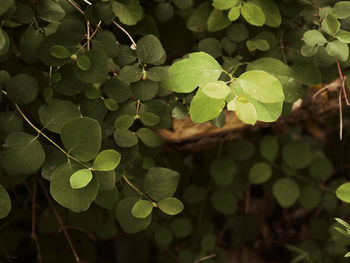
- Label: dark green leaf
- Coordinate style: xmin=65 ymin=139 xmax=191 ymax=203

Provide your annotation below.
xmin=273 ymin=178 xmax=300 ymax=208
xmin=207 ymin=9 xmax=231 ymax=32
xmin=210 ymin=157 xmax=236 ymax=186
xmin=60 ymin=117 xmax=101 ymax=162
xmin=282 ymin=140 xmax=312 ymax=169
xmin=0 ymin=0 xmax=13 ymax=16
xmin=0 ymin=185 xmax=11 ymax=219
xmin=37 ymin=0 xmax=65 ymax=22
xmin=249 ymin=162 xmax=272 ymax=184
xmin=136 ymin=128 xmax=162 ymax=147
xmin=186 ymin=2 xmax=211 ymax=32
xmin=5 ymin=74 xmax=39 ymax=104
xmin=211 ymin=189 xmax=237 ymax=214
xmin=137 ymin=35 xmax=166 ymax=65
xmin=113 ymin=129 xmax=138 ymax=147
xmin=112 ymin=0 xmax=142 ymax=26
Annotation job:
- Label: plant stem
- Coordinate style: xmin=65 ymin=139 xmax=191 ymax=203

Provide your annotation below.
xmin=121 ymin=174 xmax=155 ymax=203
xmin=336 ymin=60 xmax=350 ymax=106
xmin=112 ymin=21 xmax=137 ymax=48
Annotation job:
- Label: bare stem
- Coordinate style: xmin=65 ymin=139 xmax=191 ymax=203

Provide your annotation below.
xmin=11 ymin=101 xmax=90 ymax=169
xmin=112 ymin=21 xmax=137 ymax=48
xmin=37 ymin=177 xmax=81 ymax=262
xmin=336 ymin=60 xmax=350 ymax=106
xmin=66 ymin=0 xmax=84 ymax=14
xmin=87 ymin=21 xmax=90 ymax=51
xmin=121 ymin=174 xmax=154 ymax=203
xmin=339 ymin=88 xmax=343 ymax=140
xmin=194 ymin=254 xmax=216 ymax=263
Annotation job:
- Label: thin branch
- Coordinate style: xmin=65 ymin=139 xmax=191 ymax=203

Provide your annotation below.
xmin=66 ymin=0 xmax=85 ymax=14
xmin=336 ymin=60 xmax=350 ymax=106
xmin=87 ymin=21 xmax=90 ymax=51
xmin=37 ymin=178 xmax=81 ymax=262
xmin=112 ymin=21 xmax=137 ymax=48
xmin=58 ymin=226 xmax=97 ymax=242
xmin=339 ymin=88 xmax=343 ymax=140
xmin=121 ymin=174 xmax=155 ymax=203
xmin=31 ymin=179 xmax=43 ymax=263
xmin=280 ymin=31 xmax=287 ymax=64
xmin=82 ymin=0 xmax=92 ymax=5
xmin=4 ymin=99 xmax=90 ymax=169
xmin=194 ymin=254 xmax=216 ymax=263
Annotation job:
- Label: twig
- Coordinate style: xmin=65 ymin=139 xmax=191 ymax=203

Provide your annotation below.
xmin=194 ymin=254 xmax=216 ymax=263
xmin=0 ymin=239 xmax=13 ymax=263
xmin=58 ymin=226 xmax=97 ymax=242
xmin=66 ymin=0 xmax=85 ymax=14
xmin=280 ymin=31 xmax=287 ymax=64
xmin=82 ymin=0 xmax=92 ymax=5
xmin=112 ymin=21 xmax=137 ymax=48
xmin=339 ymin=88 xmax=343 ymax=140
xmin=37 ymin=178 xmax=81 ymax=262
xmin=31 ymin=179 xmax=43 ymax=263
xmin=122 ymin=174 xmax=155 ymax=203
xmin=336 ymin=60 xmax=350 ymax=106
xmin=87 ymin=21 xmax=90 ymax=50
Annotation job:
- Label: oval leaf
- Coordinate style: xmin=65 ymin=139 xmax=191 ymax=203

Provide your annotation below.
xmin=70 ymin=169 xmax=93 ymax=189
xmin=158 ymin=197 xmax=184 ymax=215
xmin=93 ymin=149 xmax=121 ymax=172
xmin=131 ymin=199 xmax=154 ymax=218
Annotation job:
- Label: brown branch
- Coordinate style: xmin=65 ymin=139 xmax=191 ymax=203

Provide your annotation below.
xmin=66 ymin=0 xmax=85 ymax=14
xmin=58 ymin=226 xmax=97 ymax=242
xmin=37 ymin=177 xmax=81 ymax=262
xmin=87 ymin=21 xmax=90 ymax=51
xmin=112 ymin=21 xmax=137 ymax=48
xmin=336 ymin=60 xmax=350 ymax=106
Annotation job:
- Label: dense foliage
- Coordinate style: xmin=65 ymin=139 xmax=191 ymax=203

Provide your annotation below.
xmin=1 ymin=0 xmax=350 ymax=262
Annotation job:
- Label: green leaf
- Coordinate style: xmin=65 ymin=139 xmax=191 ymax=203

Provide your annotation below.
xmin=76 ymin=54 xmax=91 ymax=71
xmin=131 ymin=199 xmax=154 ymax=218
xmin=0 ymin=30 xmax=9 ymax=56
xmin=161 ymin=52 xmax=222 ymax=93
xmin=137 ymin=34 xmax=166 ymax=65
xmin=114 ymin=115 xmax=135 ymax=129
xmin=50 ymin=163 xmax=99 ymax=212
xmin=0 ymin=111 xmax=23 ymax=140
xmin=144 ymin=167 xmax=180 ymax=201
xmin=212 ymin=0 xmax=239 ymax=10
xmin=5 ymin=74 xmax=39 ymax=104
xmin=1 ymin=132 xmax=45 ymax=175
xmin=210 ymin=157 xmax=236 ymax=186
xmin=198 ymin=38 xmax=222 ymax=58
xmin=291 ymin=63 xmax=322 ymax=86
xmin=94 ymin=187 xmax=119 ymax=210
xmin=0 ymin=185 xmax=11 ymax=219
xmin=119 ymin=65 xmax=143 ymax=83
xmin=211 ymin=189 xmax=237 ymax=215
xmin=92 ymin=31 xmax=120 ymax=58
xmin=228 ymin=6 xmax=241 ymax=21
xmin=241 ymin=2 xmax=265 ymax=26
xmin=155 ymin=226 xmax=173 ymax=248
xmin=146 ymin=66 xmax=169 ymax=81
xmin=131 ymin=80 xmax=159 ymax=101
xmin=333 ymin=1 xmax=350 ymax=19
xmin=309 ymin=157 xmax=333 ymax=182
xmin=235 ymin=70 xmax=284 ymax=103
xmin=260 ymin=135 xmax=278 ymax=161
xmin=282 ymin=140 xmax=312 ymax=169
xmin=226 ymin=23 xmax=249 ymax=42
xmin=116 ymin=197 xmax=152 ymax=233
xmin=201 ymin=233 xmax=217 ymax=251
xmin=0 ymin=0 xmax=13 ymax=16
xmin=37 ymin=0 xmax=65 ymax=22
xmin=139 ymin=112 xmax=160 ymax=126
xmin=299 ymin=186 xmax=321 ymax=210
xmin=249 ymin=162 xmax=272 ymax=184
xmin=20 ymin=27 xmax=45 ymax=64
xmin=0 ymin=29 xmax=7 ymax=51
xmin=336 ymin=183 xmax=350 ymax=203
xmin=155 ymin=3 xmax=174 ymax=23
xmin=93 ymin=149 xmax=121 ymax=172
xmin=189 ymin=89 xmax=225 ymax=123
xmin=207 ymin=9 xmax=231 ymax=32
xmin=336 ymin=30 xmax=350 ymax=44
xmin=112 ymin=0 xmax=142 ymax=26
xmin=41 ymin=149 xmax=67 ymax=180
xmin=113 ymin=129 xmax=138 ymax=147
xmin=50 ymin=45 xmax=71 ymax=59
xmin=103 ymin=98 xmax=119 ymax=111
xmin=326 ymin=40 xmax=349 ymax=62
xmin=250 ymin=0 xmax=281 ymax=28
xmin=70 ymin=169 xmax=93 ymax=189
xmin=303 ymin=30 xmax=327 ymax=47
xmin=136 ymin=128 xmax=162 ymax=148
xmin=273 ymin=178 xmax=300 ymax=208
xmin=60 ymin=117 xmax=102 ymax=162
xmin=158 ymin=197 xmax=184 ymax=215
xmin=322 ymin=14 xmax=340 ymax=36
xmin=73 ymin=50 xmax=109 ymax=84
xmin=96 ymin=170 xmax=116 ymax=191
xmin=234 ymin=99 xmax=258 ymax=125
xmin=246 ymin=57 xmax=301 ymax=103
xmin=301 ymin=44 xmax=319 ymax=57
xmin=39 ymin=98 xmax=81 ymax=133
xmin=169 ymin=218 xmax=193 ymax=238
xmin=202 ymin=81 xmax=231 ymax=99
xmin=173 ymin=0 xmax=193 ymax=9
xmin=225 ymin=139 xmax=256 ymax=160
xmin=186 ymin=2 xmax=212 ymax=32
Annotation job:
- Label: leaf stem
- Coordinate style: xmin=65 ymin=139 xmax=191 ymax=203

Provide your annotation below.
xmin=121 ymin=174 xmax=155 ymax=203
xmin=112 ymin=21 xmax=137 ymax=48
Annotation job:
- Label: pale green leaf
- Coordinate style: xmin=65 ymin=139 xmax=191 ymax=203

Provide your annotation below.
xmin=336 ymin=183 xmax=350 ymax=203
xmin=336 ymin=30 xmax=350 ymax=44
xmin=70 ymin=169 xmax=93 ymax=189
xmin=207 ymin=9 xmax=232 ymax=32
xmin=234 ymin=99 xmax=258 ymax=125
xmin=112 ymin=0 xmax=142 ymax=26
xmin=93 ymin=149 xmax=121 ymax=172
xmin=131 ymin=199 xmax=154 ymax=218
xmin=212 ymin=0 xmax=239 ymax=10
xmin=273 ymin=178 xmax=300 ymax=208
xmin=249 ymin=162 xmax=272 ymax=184
xmin=326 ymin=40 xmax=349 ymax=62
xmin=250 ymin=0 xmax=281 ymax=27
xmin=50 ymin=45 xmax=71 ymax=59
xmin=158 ymin=197 xmax=184 ymax=215
xmin=241 ymin=2 xmax=265 ymax=26
xmin=322 ymin=14 xmax=340 ymax=36
xmin=161 ymin=52 xmax=222 ymax=93
xmin=303 ymin=30 xmax=327 ymax=46
xmin=333 ymin=1 xmax=350 ymax=19
xmin=76 ymin=54 xmax=91 ymax=71
xmin=201 ymin=81 xmax=231 ymax=99
xmin=228 ymin=6 xmax=241 ymax=21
